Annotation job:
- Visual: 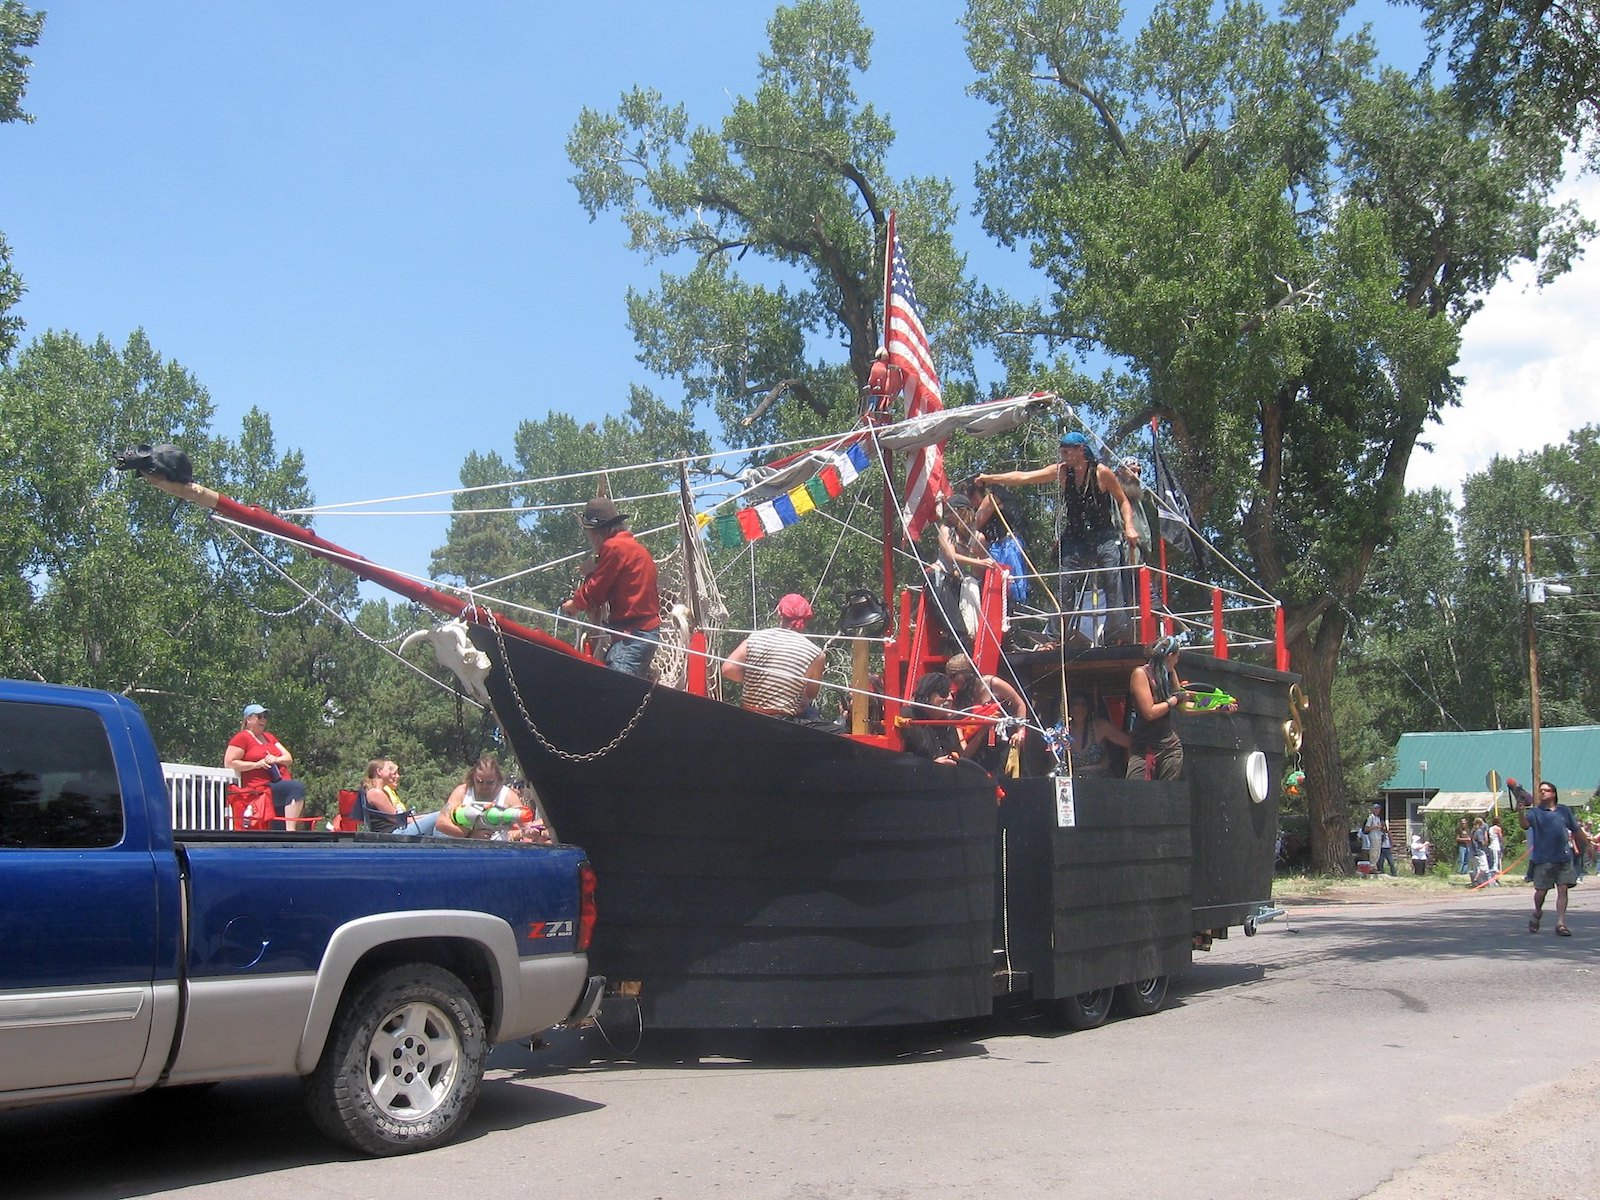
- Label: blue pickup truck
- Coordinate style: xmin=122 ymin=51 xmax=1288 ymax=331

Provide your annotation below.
xmin=0 ymin=679 xmax=603 ymax=1155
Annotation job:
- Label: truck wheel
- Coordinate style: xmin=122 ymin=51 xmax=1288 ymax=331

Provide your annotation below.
xmin=1115 ymin=975 xmax=1169 ymax=1017
xmin=1050 ymin=987 xmax=1114 ymax=1030
xmin=304 ymin=963 xmax=487 ymax=1156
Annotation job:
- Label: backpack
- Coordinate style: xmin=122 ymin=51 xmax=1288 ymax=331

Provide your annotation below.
xmin=988 ymin=536 xmax=1029 ymax=603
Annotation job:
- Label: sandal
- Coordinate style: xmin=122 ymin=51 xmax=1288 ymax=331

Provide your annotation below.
xmin=1557 ymin=925 xmax=1572 ymax=937
xmin=1529 ymin=915 xmax=1541 ymax=933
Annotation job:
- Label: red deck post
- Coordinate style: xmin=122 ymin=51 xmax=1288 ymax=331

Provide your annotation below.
xmin=1138 ymin=566 xmax=1155 ymax=645
xmin=1211 ymin=587 xmax=1228 ymax=659
xmin=686 ymin=629 xmax=708 ymax=696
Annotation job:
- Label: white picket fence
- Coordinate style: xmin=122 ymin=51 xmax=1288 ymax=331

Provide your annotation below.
xmin=163 ymin=762 xmax=239 ymax=831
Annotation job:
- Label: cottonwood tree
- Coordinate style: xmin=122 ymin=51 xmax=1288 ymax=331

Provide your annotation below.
xmin=964 ymin=0 xmax=1589 ymax=870
xmin=567 ymin=0 xmax=977 ymax=450
xmin=1455 ymin=428 xmax=1600 ymax=727
xmin=0 ymin=1 xmax=44 ymax=363
xmin=1416 ymin=0 xmax=1600 ymax=163
xmin=557 ymin=0 xmax=993 ymax=629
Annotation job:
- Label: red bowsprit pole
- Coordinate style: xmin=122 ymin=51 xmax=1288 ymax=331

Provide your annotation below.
xmin=1211 ymin=586 xmax=1228 ymax=659
xmin=1275 ymin=605 xmax=1290 ymax=672
xmin=141 ymin=474 xmax=583 ymax=658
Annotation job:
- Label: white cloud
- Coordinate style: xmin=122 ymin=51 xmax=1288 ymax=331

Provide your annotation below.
xmin=1405 ymin=173 xmax=1600 ymax=499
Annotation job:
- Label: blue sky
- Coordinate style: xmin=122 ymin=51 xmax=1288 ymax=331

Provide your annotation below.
xmin=6 ymin=2 xmax=1595 ymax=586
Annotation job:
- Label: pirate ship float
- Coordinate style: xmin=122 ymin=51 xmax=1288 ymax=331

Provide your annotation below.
xmin=135 ymin=386 xmax=1298 ymax=1033
xmin=131 ymin=212 xmax=1293 ymax=1032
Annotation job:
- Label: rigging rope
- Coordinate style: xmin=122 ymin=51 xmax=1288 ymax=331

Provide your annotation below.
xmin=217 ymin=524 xmax=486 ymax=708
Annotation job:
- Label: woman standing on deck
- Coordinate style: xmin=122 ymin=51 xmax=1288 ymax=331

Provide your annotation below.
xmin=1126 ymin=636 xmax=1191 ymax=781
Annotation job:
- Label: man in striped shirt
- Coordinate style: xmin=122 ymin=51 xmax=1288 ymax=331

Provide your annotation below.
xmin=722 ymin=594 xmax=825 ymax=720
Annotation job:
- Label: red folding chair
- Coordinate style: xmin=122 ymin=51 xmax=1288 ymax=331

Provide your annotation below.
xmin=226 ymin=784 xmax=276 ymax=831
xmin=333 ymin=788 xmax=363 ymax=833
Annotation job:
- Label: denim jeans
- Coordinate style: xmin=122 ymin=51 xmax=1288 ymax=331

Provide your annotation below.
xmin=1059 ymin=535 xmax=1126 ymax=645
xmin=606 ymin=625 xmax=661 ymax=679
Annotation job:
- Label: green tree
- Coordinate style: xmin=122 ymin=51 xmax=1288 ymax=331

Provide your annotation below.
xmin=560 ymin=0 xmax=1012 ymax=651
xmin=1457 ymin=428 xmax=1600 ymax=728
xmin=0 ymin=330 xmax=223 ymax=702
xmin=0 ymin=1 xmax=44 ymax=363
xmin=567 ymin=0 xmax=979 ymax=451
xmin=964 ymin=0 xmax=1588 ymax=871
xmin=1415 ymin=0 xmax=1600 ymax=163
xmin=1342 ymin=487 xmax=1470 ymax=748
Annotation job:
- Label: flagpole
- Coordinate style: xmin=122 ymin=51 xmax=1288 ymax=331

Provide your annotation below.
xmin=1151 ymin=419 xmax=1171 ymax=628
xmin=879 ymin=211 xmax=898 ymax=625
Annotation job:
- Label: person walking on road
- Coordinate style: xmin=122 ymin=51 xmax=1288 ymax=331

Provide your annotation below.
xmin=1510 ymin=777 xmax=1592 ymax=936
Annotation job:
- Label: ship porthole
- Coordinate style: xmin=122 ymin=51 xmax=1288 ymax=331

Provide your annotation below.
xmin=1245 ymin=751 xmax=1269 ymax=804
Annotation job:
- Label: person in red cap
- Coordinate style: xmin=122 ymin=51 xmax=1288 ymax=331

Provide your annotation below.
xmin=722 ymin=593 xmax=826 ymax=720
xmin=560 ymin=497 xmax=661 ymax=679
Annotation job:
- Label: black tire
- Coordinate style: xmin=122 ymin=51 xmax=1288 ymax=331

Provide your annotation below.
xmin=1115 ymin=975 xmax=1169 ymax=1018
xmin=1050 ymin=987 xmax=1114 ymax=1030
xmin=304 ymin=963 xmax=487 ymax=1156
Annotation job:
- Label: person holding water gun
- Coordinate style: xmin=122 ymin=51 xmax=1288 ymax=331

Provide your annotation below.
xmin=439 ymin=754 xmax=541 ymax=841
xmin=1126 ymin=634 xmax=1239 ymax=780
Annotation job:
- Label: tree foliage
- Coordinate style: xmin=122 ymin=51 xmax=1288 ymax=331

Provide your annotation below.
xmin=1335 ymin=428 xmax=1600 ymax=825
xmin=1415 ymin=0 xmax=1600 ymax=163
xmin=0 ymin=1 xmax=44 ymax=363
xmin=0 ymin=329 xmax=487 ymax=815
xmin=565 ymin=0 xmax=983 ymax=455
xmin=963 ymin=0 xmax=1589 ymax=871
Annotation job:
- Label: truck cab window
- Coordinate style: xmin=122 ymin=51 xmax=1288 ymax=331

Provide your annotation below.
xmin=0 ymin=700 xmax=124 ymax=849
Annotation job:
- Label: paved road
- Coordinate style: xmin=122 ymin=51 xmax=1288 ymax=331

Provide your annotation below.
xmin=8 ymin=887 xmax=1599 ymax=1200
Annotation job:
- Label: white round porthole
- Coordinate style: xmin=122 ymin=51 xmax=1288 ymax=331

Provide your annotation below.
xmin=1246 ymin=751 xmax=1270 ymax=804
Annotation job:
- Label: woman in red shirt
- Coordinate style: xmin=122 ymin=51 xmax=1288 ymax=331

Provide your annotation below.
xmin=224 ymin=704 xmax=306 ymax=828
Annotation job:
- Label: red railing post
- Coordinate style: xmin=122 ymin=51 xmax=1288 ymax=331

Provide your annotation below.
xmin=1211 ymin=587 xmax=1228 ymax=659
xmin=686 ymin=629 xmax=708 ymax=696
xmin=1275 ymin=605 xmax=1290 ymax=672
xmin=1138 ymin=566 xmax=1155 ymax=645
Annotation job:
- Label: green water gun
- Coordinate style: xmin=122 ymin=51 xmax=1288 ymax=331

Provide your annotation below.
xmin=1180 ymin=683 xmax=1238 ymax=713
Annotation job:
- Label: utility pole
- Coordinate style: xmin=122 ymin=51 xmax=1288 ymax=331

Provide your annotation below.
xmin=1524 ymin=528 xmax=1542 ymax=787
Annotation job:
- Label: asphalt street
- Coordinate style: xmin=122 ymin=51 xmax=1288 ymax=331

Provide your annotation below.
xmin=6 ymin=886 xmax=1598 ymax=1200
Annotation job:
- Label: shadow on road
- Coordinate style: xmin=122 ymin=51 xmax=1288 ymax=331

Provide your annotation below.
xmin=0 ymin=1073 xmax=601 ymax=1199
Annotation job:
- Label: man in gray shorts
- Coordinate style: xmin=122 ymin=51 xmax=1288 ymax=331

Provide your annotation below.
xmin=1511 ymin=777 xmax=1591 ymax=936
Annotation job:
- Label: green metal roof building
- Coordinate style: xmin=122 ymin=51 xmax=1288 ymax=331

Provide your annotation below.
xmin=1379 ymin=726 xmax=1600 ymax=840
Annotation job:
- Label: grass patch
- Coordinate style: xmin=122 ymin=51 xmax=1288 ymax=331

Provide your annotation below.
xmin=1270 ymin=870 xmax=1515 ymax=903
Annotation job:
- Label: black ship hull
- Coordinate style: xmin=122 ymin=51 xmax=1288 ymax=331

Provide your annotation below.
xmin=475 ymin=628 xmax=1290 ymax=1032
xmin=474 ymin=627 xmax=999 ymax=1030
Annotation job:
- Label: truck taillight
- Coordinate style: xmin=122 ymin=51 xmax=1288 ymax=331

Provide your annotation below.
xmin=577 ymin=860 xmax=597 ymax=950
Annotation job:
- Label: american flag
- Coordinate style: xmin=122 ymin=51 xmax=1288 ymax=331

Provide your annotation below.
xmin=884 ymin=218 xmax=947 ymax=540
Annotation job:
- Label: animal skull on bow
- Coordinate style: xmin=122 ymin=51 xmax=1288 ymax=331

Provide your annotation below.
xmin=399 ymin=620 xmax=493 ymax=704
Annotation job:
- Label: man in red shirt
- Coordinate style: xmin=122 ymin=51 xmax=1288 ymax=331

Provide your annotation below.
xmin=559 ymin=498 xmax=661 ymax=679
